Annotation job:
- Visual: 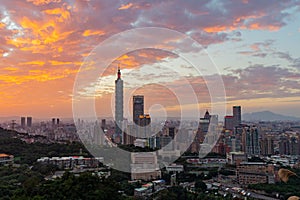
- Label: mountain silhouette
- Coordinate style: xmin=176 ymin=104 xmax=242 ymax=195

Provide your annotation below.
xmin=243 ymin=111 xmax=300 ymax=122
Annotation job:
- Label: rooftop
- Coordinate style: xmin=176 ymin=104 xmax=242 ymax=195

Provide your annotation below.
xmin=0 ymin=153 xmax=12 ymax=158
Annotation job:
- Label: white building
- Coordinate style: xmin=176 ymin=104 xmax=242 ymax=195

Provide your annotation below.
xmin=131 ymin=152 xmax=161 ymax=180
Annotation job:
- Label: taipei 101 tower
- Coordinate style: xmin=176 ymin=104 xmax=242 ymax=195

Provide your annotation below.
xmin=114 ymin=65 xmax=123 ymax=143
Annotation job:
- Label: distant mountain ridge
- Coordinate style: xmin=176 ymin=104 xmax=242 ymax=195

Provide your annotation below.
xmin=243 ymin=111 xmax=300 ymax=122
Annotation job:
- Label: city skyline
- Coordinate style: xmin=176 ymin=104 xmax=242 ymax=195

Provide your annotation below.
xmin=0 ymin=0 xmax=299 ymax=119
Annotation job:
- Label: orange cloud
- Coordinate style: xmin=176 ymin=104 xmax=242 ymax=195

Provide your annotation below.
xmin=27 ymin=0 xmax=61 ymax=6
xmin=234 ymin=13 xmax=265 ymax=25
xmin=82 ymin=29 xmax=105 ymax=37
xmin=7 ymin=37 xmax=39 ymax=48
xmin=3 ymin=67 xmax=18 ymax=72
xmin=49 ymin=60 xmax=72 ymax=65
xmin=19 ymin=16 xmax=72 ymax=41
xmin=57 ymin=46 xmax=63 ymax=52
xmin=20 ymin=16 xmax=44 ymax=31
xmin=203 ymin=22 xmax=280 ymax=33
xmin=28 ymin=69 xmax=65 ymax=82
xmin=51 ymin=60 xmax=82 ymax=66
xmin=204 ymin=25 xmax=236 ymax=33
xmin=0 ymin=68 xmax=78 ymax=84
xmin=118 ymin=3 xmax=133 ymax=10
xmin=0 ymin=22 xmax=5 ymax=29
xmin=20 ymin=61 xmax=45 ymax=66
xmin=203 ymin=13 xmax=270 ymax=33
xmin=112 ymin=50 xmax=173 ymax=72
xmin=249 ymin=23 xmax=280 ymax=31
xmin=116 ymin=54 xmax=139 ymax=69
xmin=8 ymin=16 xmax=74 ymax=53
xmin=43 ymin=7 xmax=70 ymax=22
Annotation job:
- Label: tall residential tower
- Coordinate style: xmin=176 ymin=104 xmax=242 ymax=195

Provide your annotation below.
xmin=115 ymin=66 xmax=123 ymax=143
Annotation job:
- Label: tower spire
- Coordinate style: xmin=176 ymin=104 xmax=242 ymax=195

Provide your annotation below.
xmin=117 ymin=63 xmax=121 ymax=79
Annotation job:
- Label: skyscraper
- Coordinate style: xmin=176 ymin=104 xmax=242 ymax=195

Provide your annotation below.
xmin=21 ymin=117 xmax=26 ymax=127
xmin=27 ymin=117 xmax=32 ymax=127
xmin=224 ymin=106 xmax=242 ymax=130
xmin=133 ymin=95 xmax=144 ymax=124
xmin=233 ymin=106 xmax=241 ymax=127
xmin=52 ymin=118 xmax=56 ymax=126
xmin=115 ymin=66 xmax=123 ymax=143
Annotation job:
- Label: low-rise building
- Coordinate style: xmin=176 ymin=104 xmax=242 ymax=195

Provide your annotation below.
xmin=131 ymin=152 xmax=161 ymax=181
xmin=227 ymin=152 xmax=247 ymax=165
xmin=37 ymin=156 xmax=103 ymax=169
xmin=166 ymin=164 xmax=184 ymax=173
xmin=0 ymin=153 xmax=14 ymax=165
xmin=236 ymin=162 xmax=276 ymax=185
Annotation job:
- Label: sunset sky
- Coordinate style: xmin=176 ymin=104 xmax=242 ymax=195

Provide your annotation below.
xmin=0 ymin=0 xmax=300 ymax=119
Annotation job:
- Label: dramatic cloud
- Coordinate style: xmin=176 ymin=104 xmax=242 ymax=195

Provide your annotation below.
xmin=0 ymin=0 xmax=299 ymax=117
xmin=224 ymin=64 xmax=300 ymax=100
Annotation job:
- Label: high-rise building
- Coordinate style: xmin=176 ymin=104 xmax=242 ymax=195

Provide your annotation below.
xmin=115 ymin=66 xmax=123 ymax=143
xmin=26 ymin=117 xmax=32 ymax=127
xmin=279 ymin=135 xmax=290 ymax=155
xmin=189 ymin=111 xmax=211 ymax=153
xmin=260 ymin=135 xmax=274 ymax=156
xmin=133 ymin=95 xmax=144 ymax=124
xmin=224 ymin=106 xmax=242 ymax=130
xmin=137 ymin=114 xmax=151 ymax=138
xmin=224 ymin=116 xmax=234 ymax=130
xmin=52 ymin=118 xmax=56 ymax=126
xmin=233 ymin=106 xmax=241 ymax=127
xmin=290 ymin=136 xmax=299 ymax=155
xmin=21 ymin=117 xmax=26 ymax=127
xmin=242 ymin=125 xmax=260 ymax=155
xmin=197 ymin=110 xmax=210 ymax=141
